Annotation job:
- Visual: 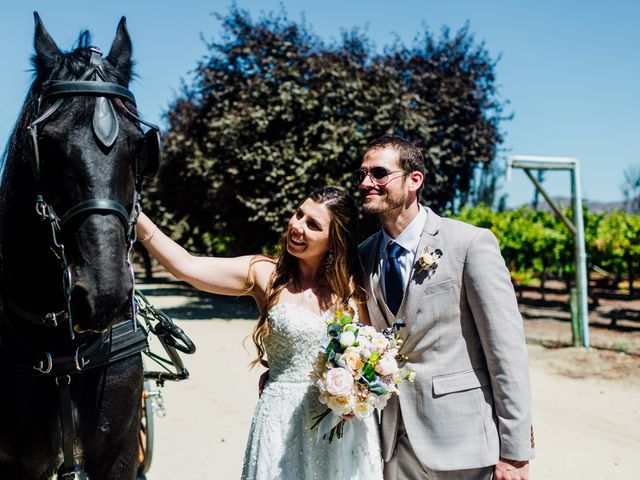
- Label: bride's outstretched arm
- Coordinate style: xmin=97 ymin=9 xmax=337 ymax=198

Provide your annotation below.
xmin=136 ymin=212 xmax=273 ymax=302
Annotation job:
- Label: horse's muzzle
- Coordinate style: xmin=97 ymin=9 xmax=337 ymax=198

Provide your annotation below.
xmin=69 ymin=281 xmax=132 ymax=333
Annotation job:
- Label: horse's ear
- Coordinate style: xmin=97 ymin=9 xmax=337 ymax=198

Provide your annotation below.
xmin=33 ymin=11 xmax=61 ymax=74
xmin=105 ymin=17 xmax=133 ymax=80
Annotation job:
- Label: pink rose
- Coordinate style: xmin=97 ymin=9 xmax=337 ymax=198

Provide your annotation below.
xmin=325 ymin=368 xmax=354 ymax=397
xmin=341 ymin=347 xmax=364 ymax=374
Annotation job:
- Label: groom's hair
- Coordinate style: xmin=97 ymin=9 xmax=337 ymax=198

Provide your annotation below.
xmin=364 ymin=135 xmax=426 ymax=198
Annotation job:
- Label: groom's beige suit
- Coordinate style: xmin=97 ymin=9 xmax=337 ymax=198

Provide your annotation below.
xmin=360 ymin=207 xmax=535 ymax=477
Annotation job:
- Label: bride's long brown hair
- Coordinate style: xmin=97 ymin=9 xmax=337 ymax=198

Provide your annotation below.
xmin=250 ymin=187 xmax=366 ymax=367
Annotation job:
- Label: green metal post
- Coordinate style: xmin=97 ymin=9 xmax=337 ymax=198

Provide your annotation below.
xmin=570 ymin=288 xmax=581 ymax=347
xmin=571 ymin=167 xmax=590 ymax=348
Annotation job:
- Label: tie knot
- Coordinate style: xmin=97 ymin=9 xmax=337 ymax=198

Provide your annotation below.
xmin=387 ymin=242 xmax=404 ymax=260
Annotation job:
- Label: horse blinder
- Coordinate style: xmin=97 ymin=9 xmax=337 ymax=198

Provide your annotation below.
xmin=137 ymin=128 xmax=161 ymax=178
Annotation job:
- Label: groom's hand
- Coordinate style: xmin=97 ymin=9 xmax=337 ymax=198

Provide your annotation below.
xmin=494 ymin=458 xmax=529 ymax=480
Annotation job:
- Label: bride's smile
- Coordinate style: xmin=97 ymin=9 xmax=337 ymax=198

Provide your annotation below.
xmin=286 ymin=198 xmax=332 ymax=261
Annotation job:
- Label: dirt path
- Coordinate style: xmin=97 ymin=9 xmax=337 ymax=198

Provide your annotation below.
xmin=139 ymin=279 xmax=640 ymax=480
xmin=527 ymin=345 xmax=640 ymax=479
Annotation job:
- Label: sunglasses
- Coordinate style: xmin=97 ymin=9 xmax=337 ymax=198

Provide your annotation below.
xmin=353 ymin=167 xmax=408 ymax=186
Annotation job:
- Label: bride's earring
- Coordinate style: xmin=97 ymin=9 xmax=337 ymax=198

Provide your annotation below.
xmin=324 ymin=251 xmax=334 ymax=273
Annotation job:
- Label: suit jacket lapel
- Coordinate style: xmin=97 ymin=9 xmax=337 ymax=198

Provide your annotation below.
xmin=373 ymin=271 xmax=394 ymax=327
xmin=398 ymin=207 xmax=443 ymax=348
xmin=410 ymin=207 xmax=443 ymax=279
xmin=362 ymin=232 xmax=390 ymax=331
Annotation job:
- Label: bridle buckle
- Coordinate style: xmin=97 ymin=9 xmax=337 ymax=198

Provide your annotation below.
xmin=44 ymin=312 xmax=59 ymax=327
xmin=75 ymin=347 xmax=90 ymax=371
xmin=33 ymin=352 xmax=53 ymax=374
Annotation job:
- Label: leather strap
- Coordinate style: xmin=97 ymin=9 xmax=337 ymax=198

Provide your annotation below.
xmin=4 ymin=299 xmax=67 ymax=327
xmin=43 ymin=81 xmax=136 ymax=104
xmin=59 ymin=199 xmax=131 ymax=231
xmin=56 ymin=375 xmax=77 ymax=477
xmin=0 ymin=319 xmax=148 ymax=377
xmin=119 ymin=102 xmax=160 ymax=131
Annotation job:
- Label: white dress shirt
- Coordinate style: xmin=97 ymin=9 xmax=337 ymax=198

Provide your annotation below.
xmin=379 ymin=206 xmax=428 ymax=298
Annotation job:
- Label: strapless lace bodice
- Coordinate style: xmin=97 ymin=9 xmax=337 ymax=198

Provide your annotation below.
xmin=264 ymin=303 xmax=334 ymax=384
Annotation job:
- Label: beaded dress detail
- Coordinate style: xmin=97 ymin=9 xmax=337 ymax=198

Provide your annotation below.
xmin=241 ymin=302 xmax=383 ymax=480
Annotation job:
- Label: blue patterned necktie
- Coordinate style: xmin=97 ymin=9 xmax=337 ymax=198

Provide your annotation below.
xmin=385 ymin=242 xmax=405 ymax=315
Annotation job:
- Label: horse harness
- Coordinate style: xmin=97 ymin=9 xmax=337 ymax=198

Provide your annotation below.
xmin=5 ymin=47 xmax=160 ymax=338
xmin=0 ymin=47 xmax=162 ymax=480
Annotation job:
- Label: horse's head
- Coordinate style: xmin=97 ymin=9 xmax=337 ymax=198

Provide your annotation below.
xmin=18 ymin=14 xmax=159 ymax=333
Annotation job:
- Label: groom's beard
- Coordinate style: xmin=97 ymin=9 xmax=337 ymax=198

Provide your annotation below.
xmin=361 ymin=188 xmax=405 ymax=215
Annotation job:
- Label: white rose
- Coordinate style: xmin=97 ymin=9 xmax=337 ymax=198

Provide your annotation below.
xmin=325 ymin=368 xmax=354 ymax=397
xmin=326 ymin=394 xmax=356 ymax=415
xmin=357 ymin=334 xmax=373 ymax=351
xmin=375 ymin=354 xmax=398 ymax=376
xmin=371 ymin=333 xmax=389 ymax=352
xmin=339 ymin=330 xmax=356 ymax=347
xmin=365 ymin=392 xmax=387 ymax=409
xmin=361 ymin=326 xmax=377 ymax=338
xmin=341 ymin=347 xmax=364 ymax=374
xmin=353 ymin=400 xmax=374 ymax=419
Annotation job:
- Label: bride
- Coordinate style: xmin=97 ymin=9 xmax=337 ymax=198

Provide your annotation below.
xmin=137 ymin=187 xmax=383 ymax=479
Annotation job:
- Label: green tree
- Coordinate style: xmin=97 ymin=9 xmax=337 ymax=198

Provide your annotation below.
xmin=155 ymin=7 xmax=508 ymax=254
xmin=383 ymin=24 xmax=509 ymax=212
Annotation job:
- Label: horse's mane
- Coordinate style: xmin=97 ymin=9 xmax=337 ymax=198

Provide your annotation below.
xmin=0 ymin=29 xmax=134 ymax=250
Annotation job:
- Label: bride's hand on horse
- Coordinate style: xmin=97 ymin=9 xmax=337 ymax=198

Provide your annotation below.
xmin=136 ymin=212 xmax=274 ymax=303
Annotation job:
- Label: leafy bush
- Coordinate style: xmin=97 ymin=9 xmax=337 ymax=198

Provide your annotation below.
xmin=152 ymin=7 xmax=507 ymax=254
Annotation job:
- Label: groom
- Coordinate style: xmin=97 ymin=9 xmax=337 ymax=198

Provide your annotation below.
xmin=357 ymin=135 xmax=535 ymax=480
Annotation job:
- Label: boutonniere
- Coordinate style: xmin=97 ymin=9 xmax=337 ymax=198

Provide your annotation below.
xmin=414 ymin=246 xmax=443 ymax=279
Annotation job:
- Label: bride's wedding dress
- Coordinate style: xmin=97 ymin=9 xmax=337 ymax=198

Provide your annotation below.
xmin=241 ymin=302 xmax=383 ymax=480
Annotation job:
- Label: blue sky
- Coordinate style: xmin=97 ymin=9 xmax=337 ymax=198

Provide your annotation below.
xmin=1 ymin=1 xmax=638 ymax=207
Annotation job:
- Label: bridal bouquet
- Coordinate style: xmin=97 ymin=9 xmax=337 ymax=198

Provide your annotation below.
xmin=312 ymin=306 xmax=415 ymax=441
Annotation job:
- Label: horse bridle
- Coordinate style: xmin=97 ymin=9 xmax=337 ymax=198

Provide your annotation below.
xmin=0 ymin=45 xmax=168 ymax=480
xmin=10 ymin=47 xmax=161 ymax=340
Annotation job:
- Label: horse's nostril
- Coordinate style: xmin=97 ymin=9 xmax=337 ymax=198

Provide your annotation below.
xmin=69 ymin=280 xmax=132 ymax=332
xmin=70 ymin=284 xmax=94 ymax=322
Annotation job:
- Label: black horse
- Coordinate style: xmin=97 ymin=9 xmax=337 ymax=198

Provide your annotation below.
xmin=0 ymin=13 xmax=159 ymax=479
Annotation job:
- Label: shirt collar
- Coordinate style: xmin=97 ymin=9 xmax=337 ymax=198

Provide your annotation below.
xmin=381 ymin=205 xmax=427 ymax=255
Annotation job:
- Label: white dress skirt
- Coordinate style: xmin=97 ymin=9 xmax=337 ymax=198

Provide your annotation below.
xmin=241 ymin=303 xmax=383 ymax=480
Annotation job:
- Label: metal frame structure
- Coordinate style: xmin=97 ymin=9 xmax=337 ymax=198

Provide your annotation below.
xmin=507 ymin=155 xmax=590 ymax=348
